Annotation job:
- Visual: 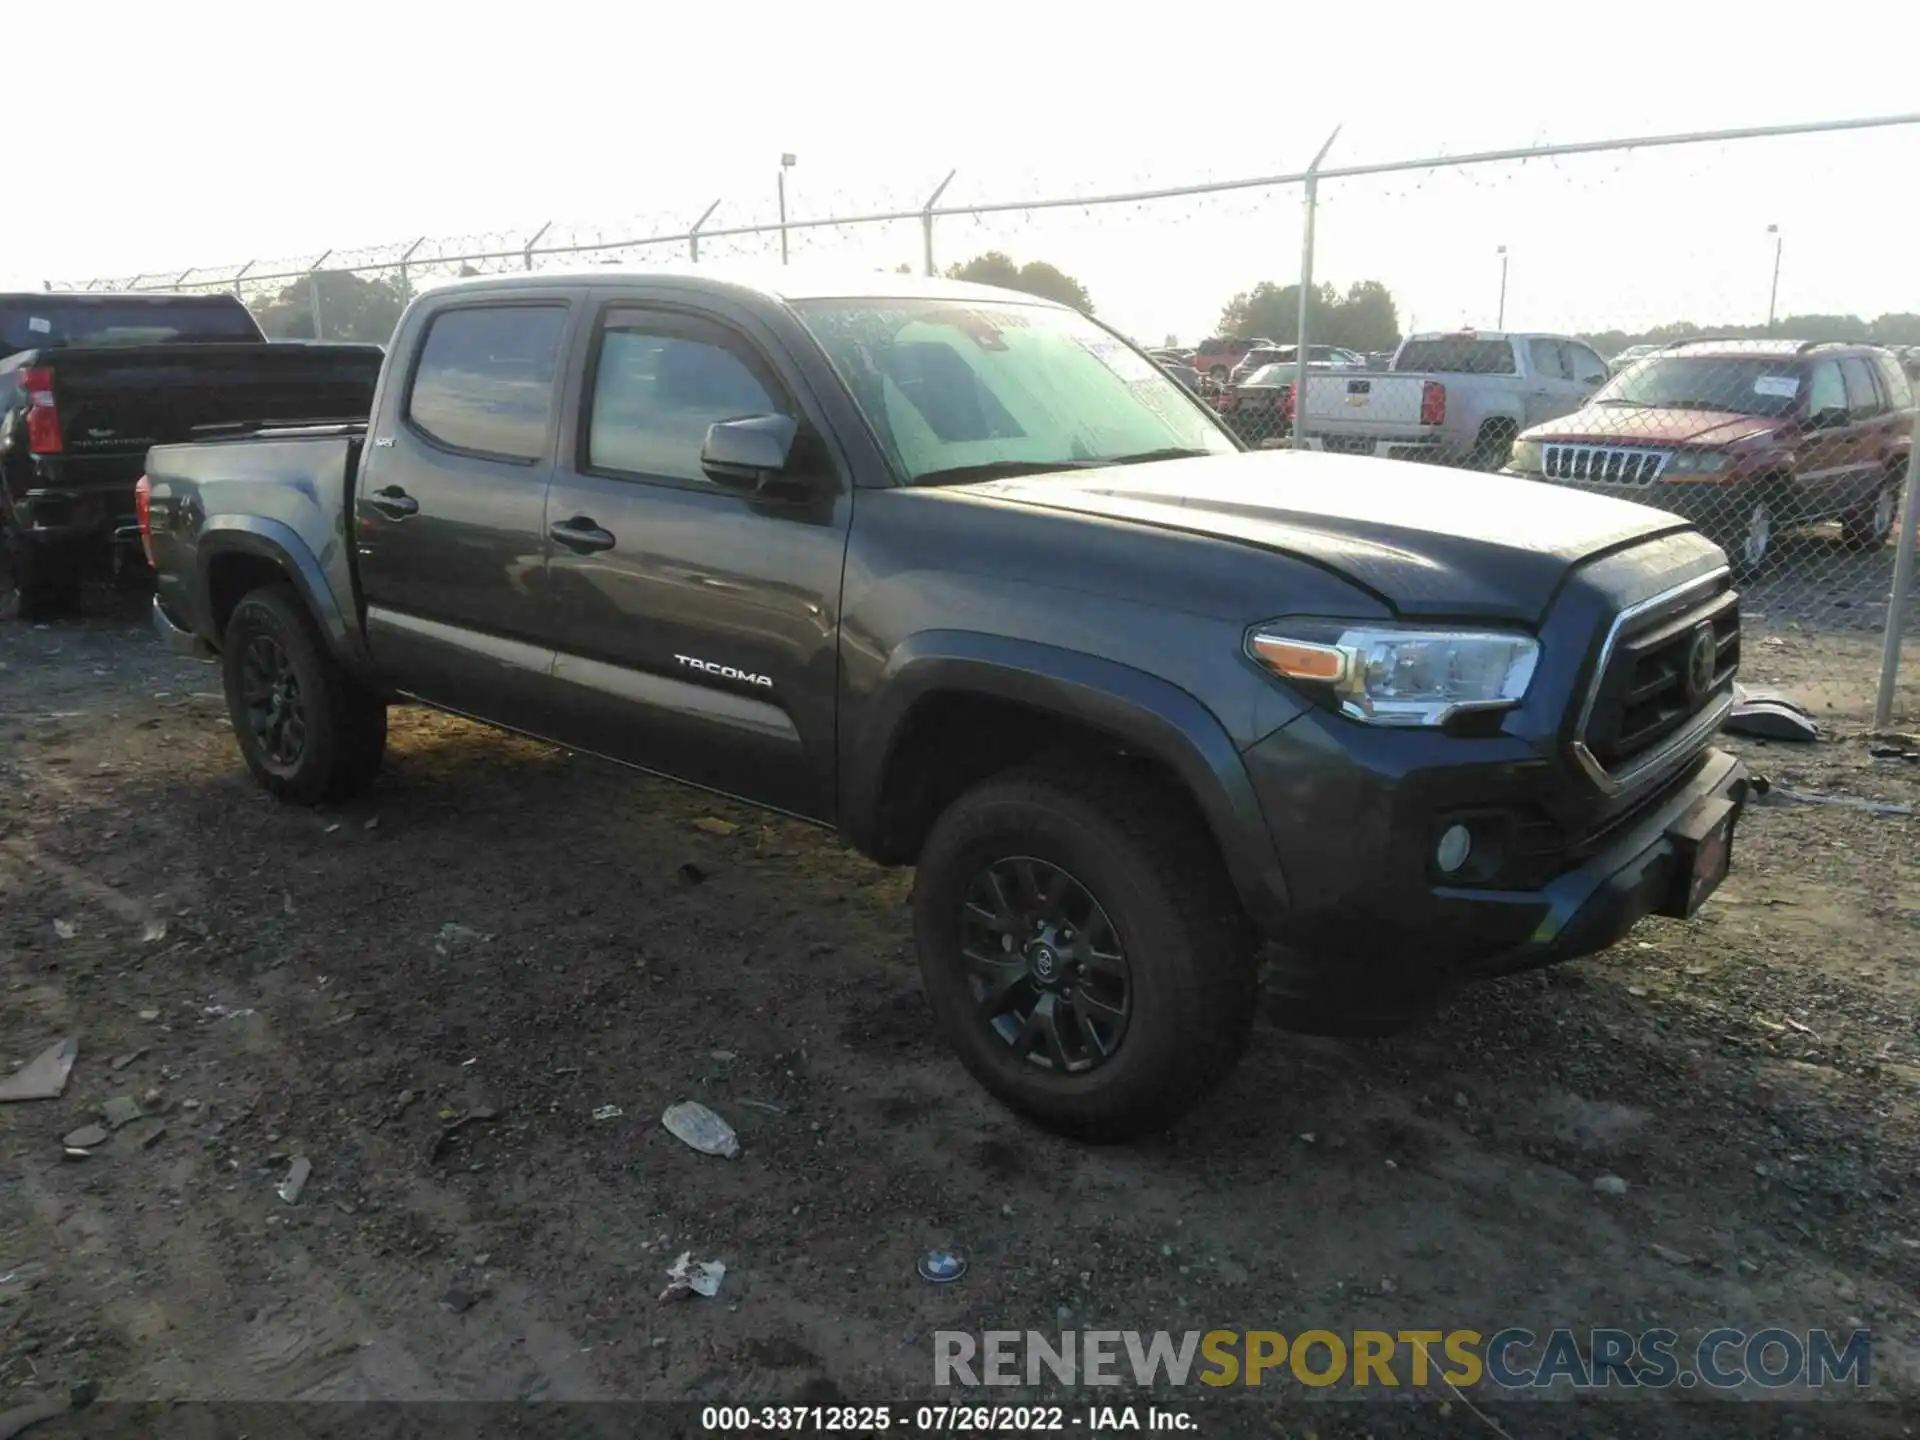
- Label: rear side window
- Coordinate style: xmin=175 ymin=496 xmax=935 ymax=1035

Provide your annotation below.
xmin=0 ymin=296 xmax=261 ymax=352
xmin=407 ymin=305 xmax=566 ymax=461
xmin=586 ymin=319 xmax=786 ymax=484
xmin=1394 ymin=338 xmax=1517 ymax=375
xmin=1840 ymin=356 xmax=1886 ymax=417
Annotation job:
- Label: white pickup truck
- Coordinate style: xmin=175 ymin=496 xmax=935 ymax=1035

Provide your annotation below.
xmin=1290 ymin=330 xmax=1612 ymax=470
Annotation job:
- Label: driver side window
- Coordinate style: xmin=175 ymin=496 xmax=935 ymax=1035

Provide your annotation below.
xmin=586 ymin=320 xmax=787 ymax=485
xmin=1567 ymin=345 xmax=1609 ymax=385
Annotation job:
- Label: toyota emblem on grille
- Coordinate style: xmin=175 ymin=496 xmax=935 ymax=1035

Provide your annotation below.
xmin=1685 ymin=626 xmax=1717 ymax=700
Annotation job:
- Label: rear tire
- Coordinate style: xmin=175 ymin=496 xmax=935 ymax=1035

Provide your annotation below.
xmin=1840 ymin=481 xmax=1899 ymax=551
xmin=2 ymin=534 xmax=83 ymax=622
xmin=912 ymin=762 xmax=1258 ymax=1142
xmin=1468 ymin=420 xmax=1517 ymax=472
xmin=221 ymin=583 xmax=386 ymax=805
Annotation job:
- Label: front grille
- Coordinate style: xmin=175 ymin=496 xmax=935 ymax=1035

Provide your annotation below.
xmin=1544 ymin=444 xmax=1671 ymax=485
xmin=1580 ymin=575 xmax=1739 ymax=779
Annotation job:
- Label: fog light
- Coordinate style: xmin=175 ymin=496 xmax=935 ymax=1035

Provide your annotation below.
xmin=1435 ymin=823 xmax=1473 ymax=874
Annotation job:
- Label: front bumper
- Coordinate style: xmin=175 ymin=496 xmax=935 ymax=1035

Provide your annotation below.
xmin=151 ymin=594 xmax=215 ymax=661
xmin=1443 ymin=745 xmax=1748 ymax=977
xmin=1243 ymin=711 xmax=1750 ymax=991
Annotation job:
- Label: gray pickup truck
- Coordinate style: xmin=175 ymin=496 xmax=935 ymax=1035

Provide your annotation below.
xmin=142 ymin=269 xmax=1749 ymax=1140
xmin=1293 ymin=330 xmax=1613 ymax=470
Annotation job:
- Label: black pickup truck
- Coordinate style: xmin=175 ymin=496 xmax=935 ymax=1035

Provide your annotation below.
xmin=1 ymin=291 xmax=383 ymax=618
xmin=141 ymin=270 xmax=1749 ymax=1139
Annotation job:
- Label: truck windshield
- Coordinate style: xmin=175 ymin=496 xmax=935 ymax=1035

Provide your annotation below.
xmin=792 ymin=299 xmax=1237 ymax=483
xmin=1591 ymin=356 xmax=1805 ymax=417
xmin=0 ymin=297 xmax=261 ymax=353
xmin=1393 ymin=338 xmax=1516 ymax=375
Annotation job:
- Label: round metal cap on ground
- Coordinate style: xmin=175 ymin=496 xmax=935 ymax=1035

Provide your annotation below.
xmin=917 ymin=1250 xmax=968 ymax=1284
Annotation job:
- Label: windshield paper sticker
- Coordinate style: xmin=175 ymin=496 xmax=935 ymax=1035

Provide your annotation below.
xmin=1074 ymin=335 xmax=1160 ymax=384
xmin=27 ymin=317 xmax=49 ymax=334
xmin=1753 ymin=374 xmax=1799 ymax=399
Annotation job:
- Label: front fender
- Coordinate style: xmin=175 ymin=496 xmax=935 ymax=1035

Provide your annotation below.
xmin=197 ymin=515 xmax=375 ymax=680
xmin=842 ymin=630 xmax=1290 ymax=930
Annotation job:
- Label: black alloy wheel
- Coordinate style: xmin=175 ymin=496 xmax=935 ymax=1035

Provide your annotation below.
xmin=960 ymin=855 xmax=1131 ymax=1073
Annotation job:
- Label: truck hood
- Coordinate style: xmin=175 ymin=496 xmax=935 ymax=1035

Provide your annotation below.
xmin=1527 ymin=406 xmax=1780 ymax=448
xmin=966 ymin=450 xmax=1688 ymax=622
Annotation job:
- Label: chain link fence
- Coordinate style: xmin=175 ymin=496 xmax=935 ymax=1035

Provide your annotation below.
xmin=51 ymin=115 xmax=1920 ymax=725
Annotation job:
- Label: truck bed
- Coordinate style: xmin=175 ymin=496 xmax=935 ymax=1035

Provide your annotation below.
xmin=145 ymin=428 xmax=367 ymax=651
xmin=2 ymin=341 xmax=383 ymax=566
xmin=10 ymin=341 xmax=383 ymax=458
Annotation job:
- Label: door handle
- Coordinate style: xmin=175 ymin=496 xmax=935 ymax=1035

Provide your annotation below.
xmin=366 ymin=486 xmax=418 ymax=519
xmin=550 ymin=516 xmax=617 ymax=553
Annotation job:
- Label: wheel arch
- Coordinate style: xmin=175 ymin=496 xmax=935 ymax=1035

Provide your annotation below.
xmin=842 ymin=631 xmax=1289 ymax=931
xmin=197 ymin=517 xmax=376 ymax=681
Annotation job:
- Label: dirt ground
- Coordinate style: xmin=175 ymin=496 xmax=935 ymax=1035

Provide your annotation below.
xmin=3 ymin=587 xmax=1919 ymax=1439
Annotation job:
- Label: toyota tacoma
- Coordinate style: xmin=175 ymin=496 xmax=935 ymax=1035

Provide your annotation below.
xmin=139 ymin=269 xmax=1750 ymax=1140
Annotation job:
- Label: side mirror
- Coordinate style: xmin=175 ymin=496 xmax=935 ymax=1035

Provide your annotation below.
xmin=701 ymin=413 xmax=803 ymax=492
xmin=1805 ymin=405 xmax=1849 ymax=431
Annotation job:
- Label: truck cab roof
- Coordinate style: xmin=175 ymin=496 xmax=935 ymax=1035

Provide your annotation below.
xmin=411 ymin=265 xmax=1069 ymax=310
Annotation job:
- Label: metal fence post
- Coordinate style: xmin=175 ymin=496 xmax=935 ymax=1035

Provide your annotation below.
xmin=922 ymin=170 xmax=956 ymax=277
xmin=307 ymin=251 xmax=332 ymax=340
xmin=688 ymin=199 xmax=721 ymax=263
xmin=398 ymin=237 xmax=426 ymax=306
xmin=1873 ymin=438 xmax=1920 ymax=727
xmin=1292 ymin=128 xmax=1341 ymax=452
xmin=523 ymin=222 xmax=551 ymax=272
xmin=232 ymin=260 xmax=254 ymax=300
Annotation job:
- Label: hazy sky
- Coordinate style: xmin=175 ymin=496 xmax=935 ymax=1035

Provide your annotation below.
xmin=16 ymin=1 xmax=1918 ymax=345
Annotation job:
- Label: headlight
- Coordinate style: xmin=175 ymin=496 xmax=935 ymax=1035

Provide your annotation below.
xmin=1250 ymin=625 xmax=1540 ymax=726
xmin=1507 ymin=438 xmax=1543 ymax=473
xmin=1663 ymin=449 xmax=1729 ymax=477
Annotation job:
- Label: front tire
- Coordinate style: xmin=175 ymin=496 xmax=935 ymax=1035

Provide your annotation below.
xmin=1733 ymin=496 xmax=1774 ymax=574
xmin=912 ymin=763 xmax=1257 ymax=1142
xmin=221 ymin=584 xmax=386 ymax=805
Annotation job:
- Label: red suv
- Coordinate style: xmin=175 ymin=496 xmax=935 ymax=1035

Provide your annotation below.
xmin=1506 ymin=340 xmax=1914 ymax=571
xmin=1192 ymin=336 xmax=1277 ymax=383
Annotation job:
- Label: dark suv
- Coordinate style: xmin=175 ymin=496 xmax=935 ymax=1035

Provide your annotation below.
xmin=1505 ymin=340 xmax=1914 ymax=571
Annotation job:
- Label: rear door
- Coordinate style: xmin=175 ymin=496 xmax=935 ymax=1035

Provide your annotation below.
xmin=1840 ymin=356 xmax=1896 ymax=510
xmin=536 ymin=293 xmax=851 ymax=820
xmin=353 ymin=294 xmax=578 ymax=730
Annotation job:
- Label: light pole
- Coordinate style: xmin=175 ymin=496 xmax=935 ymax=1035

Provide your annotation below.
xmin=1766 ymin=224 xmax=1782 ymax=332
xmin=777 ymin=153 xmax=797 ymax=265
xmin=1496 ymin=245 xmax=1508 ymax=329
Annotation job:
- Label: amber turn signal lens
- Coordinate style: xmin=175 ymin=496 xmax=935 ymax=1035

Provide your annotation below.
xmin=1250 ymin=635 xmax=1346 ymax=682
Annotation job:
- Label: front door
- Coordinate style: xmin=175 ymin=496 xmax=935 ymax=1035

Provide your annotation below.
xmin=1799 ymin=358 xmax=1867 ymax=521
xmin=538 ymin=299 xmax=850 ymax=821
xmin=353 ymin=298 xmax=575 ymax=730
